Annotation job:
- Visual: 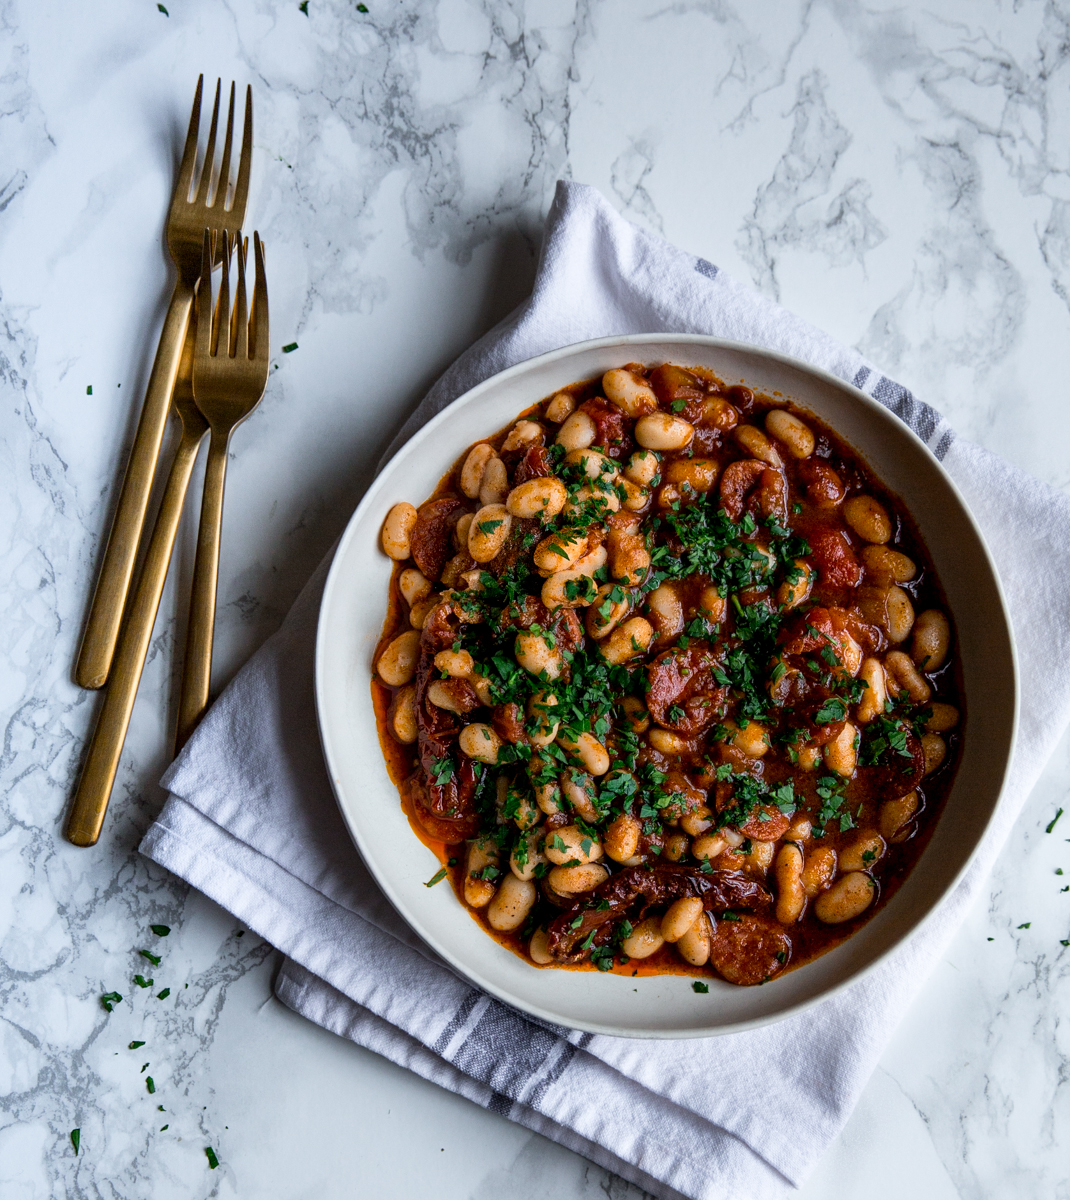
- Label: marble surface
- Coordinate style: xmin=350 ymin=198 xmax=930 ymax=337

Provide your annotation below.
xmin=2 ymin=0 xmax=1069 ymax=1196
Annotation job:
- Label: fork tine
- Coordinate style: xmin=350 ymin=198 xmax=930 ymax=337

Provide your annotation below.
xmin=251 ymin=232 xmax=269 ymax=363
xmin=212 ymin=230 xmax=232 ymax=357
xmin=228 ymin=85 xmax=254 ymax=223
xmin=175 ymin=75 xmax=204 ymax=205
xmin=196 ymin=228 xmax=214 ymax=363
xmin=213 ymin=82 xmax=236 ymax=211
xmin=194 ymin=79 xmax=222 ymax=208
xmin=234 ymin=235 xmax=250 ymax=360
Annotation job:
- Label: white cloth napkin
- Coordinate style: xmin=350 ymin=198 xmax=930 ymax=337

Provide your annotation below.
xmin=140 ymin=182 xmax=1070 ymax=1200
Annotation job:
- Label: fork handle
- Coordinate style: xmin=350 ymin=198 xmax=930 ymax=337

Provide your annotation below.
xmin=176 ymin=428 xmax=230 ymax=752
xmin=66 ymin=421 xmax=206 ymax=846
xmin=75 ymin=279 xmax=195 ymax=690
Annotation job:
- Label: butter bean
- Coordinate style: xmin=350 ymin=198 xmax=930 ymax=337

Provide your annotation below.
xmin=545 ymin=824 xmax=603 ymax=865
xmin=823 ymin=721 xmax=858 ymax=777
xmin=599 ymin=616 xmax=654 ymax=664
xmin=648 ymin=728 xmax=690 ymax=755
xmin=529 ymin=927 xmax=554 ymax=964
xmin=691 ymin=832 xmax=730 ymax=861
xmin=733 ymin=424 xmax=783 ymax=467
xmin=777 ymin=560 xmax=814 ymax=609
xmin=501 ymin=420 xmax=544 ymax=452
xmin=545 ymin=392 xmax=576 ymax=423
xmin=926 ymin=702 xmax=960 ymax=733
xmin=526 ymin=690 xmax=561 ymax=746
xmin=557 ymin=731 xmax=611 ymax=777
xmin=884 ymin=650 xmax=932 ymax=704
xmin=464 ymin=837 xmax=499 ymax=908
xmin=620 ymin=915 xmax=665 ymax=959
xmin=398 ymin=567 xmax=432 ymax=607
xmin=912 ymin=609 xmax=951 ymax=671
xmin=547 ymin=863 xmax=609 ymax=894
xmin=458 ymin=723 xmax=502 ymax=764
xmin=605 ymin=813 xmax=641 ymax=863
xmin=560 ymin=770 xmax=600 ymax=822
xmin=515 ymin=629 xmax=565 ymax=679
xmin=921 ymin=733 xmax=947 ymax=775
xmin=586 ymin=582 xmax=631 ymax=639
xmin=635 ymin=413 xmax=694 ymax=451
xmin=377 ymin=630 xmax=421 ymax=686
xmin=621 ymin=695 xmax=650 ymax=733
xmin=602 ymin=368 xmax=658 ymax=417
xmin=765 ymin=409 xmax=815 ymax=458
xmin=665 ymin=458 xmax=720 ymax=493
xmin=676 ymin=913 xmax=711 ymax=966
xmin=506 ymin=477 xmax=567 ymax=520
xmin=855 ymin=657 xmax=888 ymax=724
xmin=839 ymin=831 xmax=886 ymax=873
xmin=565 ymin=447 xmax=619 ymax=482
xmin=534 ymin=527 xmax=589 ymax=572
xmin=775 ymin=842 xmax=806 ymax=924
xmin=409 ymin=594 xmax=439 ymax=629
xmin=860 ymin=545 xmax=916 ymax=585
xmin=624 ymin=449 xmax=660 ymax=487
xmin=460 ymin=444 xmax=495 ymax=499
xmin=478 ymin=456 xmax=508 ymax=506
xmin=661 ymin=897 xmax=704 ymax=943
xmin=879 ymin=790 xmax=919 ymax=843
xmin=814 ymin=872 xmax=876 ymax=924
xmin=388 ymin=685 xmax=418 ymax=744
xmin=556 ymin=410 xmax=597 ymax=451
xmin=381 ymin=502 xmax=418 ymax=560
xmin=646 ymin=582 xmax=684 ymax=644
xmin=802 ymin=846 xmax=837 ymax=897
xmin=468 ymin=503 xmax=512 ymax=563
xmin=487 ymin=875 xmax=537 ymax=932
xmin=843 ymin=495 xmax=892 ymax=544
xmin=720 ymin=719 xmax=770 ymax=759
xmin=434 ymin=648 xmax=474 ymax=678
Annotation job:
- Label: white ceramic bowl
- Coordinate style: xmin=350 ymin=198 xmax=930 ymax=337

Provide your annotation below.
xmin=316 ymin=334 xmax=1017 ymax=1038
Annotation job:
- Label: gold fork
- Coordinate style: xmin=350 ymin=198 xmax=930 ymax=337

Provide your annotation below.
xmin=66 ymin=315 xmax=209 ymax=846
xmin=175 ymin=227 xmax=270 ymax=751
xmin=76 ymin=76 xmax=252 ymax=690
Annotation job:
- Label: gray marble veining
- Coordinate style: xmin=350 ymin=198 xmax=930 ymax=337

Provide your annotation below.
xmin=2 ymin=1 xmax=1068 ymax=1196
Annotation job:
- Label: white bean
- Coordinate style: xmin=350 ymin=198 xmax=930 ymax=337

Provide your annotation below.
xmin=434 ymin=648 xmax=473 ymax=678
xmin=661 ymin=897 xmax=704 ymax=943
xmin=586 ymin=582 xmax=631 ymax=639
xmin=623 ymin=449 xmax=660 ymax=487
xmin=604 ymin=813 xmax=641 ymax=863
xmin=545 ymin=392 xmax=576 ymax=423
xmin=529 ymin=927 xmax=554 ymax=964
xmin=467 ymin=503 xmax=512 ymax=563
xmin=458 ymin=723 xmax=502 ymax=764
xmin=635 ymin=413 xmax=694 ymax=451
xmin=544 ymin=824 xmax=603 ymax=865
xmin=860 ymin=545 xmax=916 ymax=585
xmin=560 ymin=770 xmax=600 ymax=822
xmin=398 ymin=567 xmax=432 ymax=607
xmin=733 ymin=424 xmax=782 ymax=467
xmin=814 ymin=872 xmax=876 ymax=924
xmin=487 ymin=875 xmax=537 ymax=932
xmin=506 ymin=477 xmax=567 ymax=520
xmin=824 ymin=721 xmax=858 ymax=777
xmin=460 ymin=444 xmax=495 ymax=499
xmin=775 ymin=842 xmax=806 ymax=924
xmin=478 ymin=456 xmax=509 ymax=506
xmin=884 ymin=649 xmax=932 ymax=704
xmin=665 ymin=459 xmax=720 ymax=493
xmin=376 ymin=630 xmax=421 ymax=686
xmin=839 ymin=831 xmax=886 ymax=873
xmin=646 ymin=583 xmax=684 ymax=644
xmin=921 ymin=733 xmax=947 ymax=775
xmin=464 ymin=838 xmax=499 ymax=908
xmin=501 ymin=419 xmax=544 ymax=452
xmin=620 ymin=915 xmax=665 ymax=959
xmin=534 ymin=528 xmax=589 ymax=572
xmin=599 ymin=616 xmax=654 ymax=664
xmin=801 ymin=846 xmax=837 ymax=897
xmin=926 ymin=702 xmax=960 ymax=732
xmin=556 ymin=410 xmax=597 ymax=451
xmin=381 ymin=502 xmax=417 ymax=560
xmin=911 ymin=609 xmax=951 ymax=671
xmin=879 ymin=790 xmax=918 ymax=843
xmin=648 ymin=728 xmax=690 ymax=755
xmin=565 ymin=447 xmax=618 ymax=481
xmin=547 ymin=862 xmax=609 ymax=894
xmin=843 ymin=495 xmax=892 ymax=544
xmin=676 ymin=913 xmax=711 ymax=966
xmin=389 ymin=685 xmax=418 ymax=744
xmin=557 ymin=731 xmax=611 ymax=776
xmin=855 ymin=657 xmax=888 ymax=724
xmin=515 ymin=630 xmax=565 ymax=679
xmin=526 ymin=690 xmax=561 ymax=746
xmin=602 ymin=368 xmax=658 ymax=417
xmin=765 ymin=409 xmax=815 ymax=458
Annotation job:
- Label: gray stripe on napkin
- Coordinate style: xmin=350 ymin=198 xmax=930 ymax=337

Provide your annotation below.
xmin=853 ymin=369 xmax=955 ymax=461
xmin=694 ymin=257 xmax=719 ymax=281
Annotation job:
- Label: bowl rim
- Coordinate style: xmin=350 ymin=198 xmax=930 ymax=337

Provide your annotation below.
xmin=315 ymin=331 xmax=1019 ymax=1038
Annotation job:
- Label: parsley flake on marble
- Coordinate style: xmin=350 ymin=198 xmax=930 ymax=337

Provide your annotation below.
xmin=1017 ymin=922 xmax=1031 ymax=930
xmin=133 ymin=975 xmax=153 ymax=989
xmin=1047 ymin=808 xmax=1064 ymax=834
xmin=70 ymin=1129 xmax=80 ymax=1155
xmin=282 ymin=342 xmax=298 ymax=353
xmin=692 ymin=981 xmax=709 ymax=993
xmin=157 ymin=4 xmax=169 ymax=14
xmin=157 ymin=988 xmax=171 ymax=1000
xmin=205 ymin=1147 xmax=220 ymax=1169
xmin=100 ymin=991 xmax=122 ymax=1012
xmin=146 ymin=1077 xmax=156 ymax=1094
xmin=128 ymin=1041 xmax=145 ymax=1050
xmin=150 ymin=924 xmax=171 ymax=937
xmin=139 ymin=950 xmax=161 ymax=966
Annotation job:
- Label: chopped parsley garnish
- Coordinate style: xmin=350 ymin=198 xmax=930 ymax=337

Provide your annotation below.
xmin=157 ymin=988 xmax=171 ymax=1000
xmin=205 ymin=1147 xmax=220 ymax=1169
xmin=692 ymin=981 xmax=709 ymax=993
xmin=150 ymin=924 xmax=171 ymax=937
xmin=282 ymin=342 xmax=298 ymax=353
xmin=146 ymin=1077 xmax=156 ymax=1094
xmin=70 ymin=1129 xmax=80 ymax=1155
xmin=133 ymin=975 xmax=153 ymax=989
xmin=1047 ymin=808 xmax=1064 ymax=834
xmin=128 ymin=1040 xmax=146 ymax=1050
xmin=424 ymin=867 xmax=448 ymax=888
xmin=100 ymin=992 xmax=123 ymax=1012
xmin=139 ymin=950 xmax=162 ymax=966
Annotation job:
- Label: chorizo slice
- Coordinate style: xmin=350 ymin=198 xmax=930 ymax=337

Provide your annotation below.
xmin=645 ymin=643 xmax=726 ymax=736
xmin=737 ymin=805 xmax=791 ymax=842
xmin=577 ymin=396 xmax=630 ymax=458
xmin=708 ymin=914 xmax=790 ymax=986
xmin=411 ymin=497 xmax=467 ymax=580
xmin=513 ymin=444 xmax=553 ymax=484
xmin=719 ymin=459 xmax=766 ymax=521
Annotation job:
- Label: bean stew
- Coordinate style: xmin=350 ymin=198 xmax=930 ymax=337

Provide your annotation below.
xmin=372 ymin=364 xmax=962 ymax=987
